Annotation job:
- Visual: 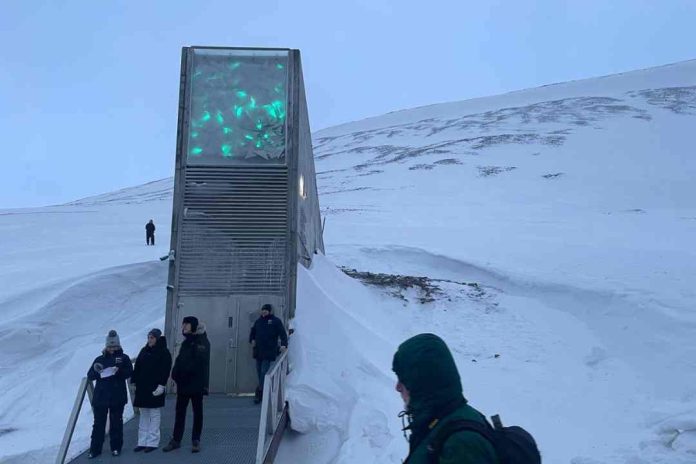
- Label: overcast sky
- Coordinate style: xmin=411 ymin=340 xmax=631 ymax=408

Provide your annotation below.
xmin=1 ymin=0 xmax=695 ymax=208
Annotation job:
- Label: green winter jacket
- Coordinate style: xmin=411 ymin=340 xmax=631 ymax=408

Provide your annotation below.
xmin=393 ymin=334 xmax=499 ymax=464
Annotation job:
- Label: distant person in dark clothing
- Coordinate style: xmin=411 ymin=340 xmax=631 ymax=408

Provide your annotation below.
xmin=249 ymin=303 xmax=288 ymax=404
xmin=87 ymin=330 xmax=133 ymax=459
xmin=131 ymin=328 xmax=172 ymax=453
xmin=145 ymin=220 xmax=156 ymax=245
xmin=163 ymin=316 xmax=210 ymax=454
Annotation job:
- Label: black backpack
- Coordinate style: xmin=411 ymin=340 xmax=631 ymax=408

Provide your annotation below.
xmin=427 ymin=414 xmax=541 ymax=464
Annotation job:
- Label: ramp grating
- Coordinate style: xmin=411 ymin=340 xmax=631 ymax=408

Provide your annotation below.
xmin=69 ymin=394 xmax=260 ymax=464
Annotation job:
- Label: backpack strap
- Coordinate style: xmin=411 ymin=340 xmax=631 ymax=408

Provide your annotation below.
xmin=426 ymin=419 xmax=496 ymax=464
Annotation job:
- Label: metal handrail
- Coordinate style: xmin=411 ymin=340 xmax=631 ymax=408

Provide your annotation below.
xmin=255 ymin=349 xmax=290 ymax=464
xmin=55 ymin=377 xmax=95 ymax=464
xmin=55 ymin=375 xmax=135 ymax=464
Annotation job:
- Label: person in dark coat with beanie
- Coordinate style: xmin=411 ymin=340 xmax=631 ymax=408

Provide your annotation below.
xmin=87 ymin=330 xmax=133 ymax=459
xmin=163 ymin=316 xmax=210 ymax=454
xmin=392 ymin=333 xmax=498 ymax=464
xmin=249 ymin=303 xmax=288 ymax=404
xmin=131 ymin=328 xmax=172 ymax=452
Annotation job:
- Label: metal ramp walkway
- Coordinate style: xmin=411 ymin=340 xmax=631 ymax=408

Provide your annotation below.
xmin=59 ymin=352 xmax=289 ymax=464
xmin=70 ymin=395 xmax=259 ymax=464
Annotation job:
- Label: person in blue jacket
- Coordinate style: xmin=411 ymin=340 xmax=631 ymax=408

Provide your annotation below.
xmin=86 ymin=330 xmax=133 ymax=459
xmin=249 ymin=303 xmax=288 ymax=404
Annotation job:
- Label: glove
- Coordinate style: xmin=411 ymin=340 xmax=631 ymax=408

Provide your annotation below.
xmin=93 ymin=363 xmax=104 ymax=374
xmin=152 ymin=385 xmax=165 ymax=397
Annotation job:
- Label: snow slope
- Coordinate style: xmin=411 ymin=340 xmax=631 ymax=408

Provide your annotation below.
xmin=283 ymin=59 xmax=696 ymax=463
xmin=1 ymin=59 xmax=696 ymax=463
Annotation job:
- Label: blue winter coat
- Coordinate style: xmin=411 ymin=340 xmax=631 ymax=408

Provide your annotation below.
xmin=249 ymin=315 xmax=288 ymax=361
xmin=87 ymin=349 xmax=133 ymax=407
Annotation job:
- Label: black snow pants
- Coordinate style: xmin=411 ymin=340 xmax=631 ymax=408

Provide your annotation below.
xmin=172 ymin=393 xmax=203 ymax=443
xmin=90 ymin=404 xmax=125 ymax=454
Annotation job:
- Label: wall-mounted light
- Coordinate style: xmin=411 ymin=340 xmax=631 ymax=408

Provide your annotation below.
xmin=299 ymin=175 xmax=307 ymax=199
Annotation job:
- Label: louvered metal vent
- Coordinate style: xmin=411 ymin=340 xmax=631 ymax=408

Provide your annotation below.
xmin=177 ymin=165 xmax=289 ymax=295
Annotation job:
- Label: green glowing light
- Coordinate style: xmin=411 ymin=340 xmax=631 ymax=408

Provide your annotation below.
xmin=187 ymin=55 xmax=288 ymax=163
xmin=263 ymin=100 xmax=286 ymax=121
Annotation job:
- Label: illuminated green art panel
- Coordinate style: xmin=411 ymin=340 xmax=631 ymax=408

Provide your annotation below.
xmin=187 ymin=49 xmax=289 ymax=165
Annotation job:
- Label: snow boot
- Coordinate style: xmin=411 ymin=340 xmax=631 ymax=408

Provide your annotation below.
xmin=163 ymin=440 xmax=181 ymax=452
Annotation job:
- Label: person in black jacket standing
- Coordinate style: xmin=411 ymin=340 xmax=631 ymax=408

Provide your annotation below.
xmin=131 ymin=328 xmax=172 ymax=453
xmin=163 ymin=316 xmax=210 ymax=454
xmin=87 ymin=330 xmax=133 ymax=459
xmin=249 ymin=303 xmax=288 ymax=404
xmin=145 ymin=220 xmax=156 ymax=246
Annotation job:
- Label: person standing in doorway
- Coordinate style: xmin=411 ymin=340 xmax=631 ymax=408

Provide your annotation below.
xmin=87 ymin=330 xmax=133 ymax=459
xmin=163 ymin=316 xmax=210 ymax=454
xmin=131 ymin=328 xmax=172 ymax=453
xmin=249 ymin=303 xmax=288 ymax=404
xmin=145 ymin=220 xmax=156 ymax=246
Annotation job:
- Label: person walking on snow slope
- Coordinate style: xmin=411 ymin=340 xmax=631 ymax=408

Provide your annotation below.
xmin=145 ymin=219 xmax=156 ymax=246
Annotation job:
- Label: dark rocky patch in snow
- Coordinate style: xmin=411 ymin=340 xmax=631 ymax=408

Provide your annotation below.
xmin=478 ymin=166 xmax=517 ymax=177
xmin=435 ymin=158 xmax=463 ymax=165
xmin=340 ymin=267 xmax=489 ymax=305
xmin=0 ymin=427 xmax=17 ymax=437
xmin=628 ymin=86 xmax=696 ymax=114
xmin=542 ymin=172 xmax=564 ymax=179
xmin=409 ymin=164 xmax=434 ymax=171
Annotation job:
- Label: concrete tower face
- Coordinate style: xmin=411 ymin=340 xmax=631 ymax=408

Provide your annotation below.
xmin=165 ymin=47 xmax=323 ymax=394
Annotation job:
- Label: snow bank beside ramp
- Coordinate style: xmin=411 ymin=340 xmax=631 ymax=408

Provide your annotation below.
xmin=0 ymin=261 xmax=167 ymax=463
xmin=281 ymin=255 xmax=407 ymax=463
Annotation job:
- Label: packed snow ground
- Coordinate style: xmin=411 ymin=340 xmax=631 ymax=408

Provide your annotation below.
xmin=1 ymin=60 xmax=696 ymax=463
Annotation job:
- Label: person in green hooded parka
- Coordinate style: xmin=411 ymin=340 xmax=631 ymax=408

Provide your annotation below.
xmin=392 ymin=333 xmax=499 ymax=464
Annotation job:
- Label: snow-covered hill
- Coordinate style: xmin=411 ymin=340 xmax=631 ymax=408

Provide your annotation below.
xmin=1 ymin=59 xmax=695 ymax=463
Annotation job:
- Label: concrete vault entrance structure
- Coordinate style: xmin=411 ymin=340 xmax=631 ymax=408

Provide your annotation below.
xmin=165 ymin=47 xmax=324 ymax=395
